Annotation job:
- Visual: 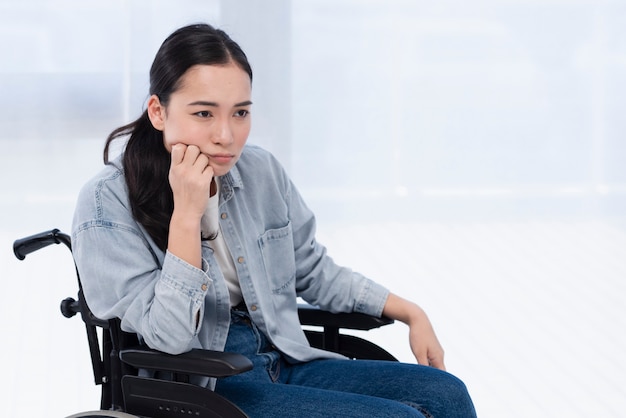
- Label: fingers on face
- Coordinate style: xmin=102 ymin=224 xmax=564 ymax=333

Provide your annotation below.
xmin=197 ymin=153 xmax=213 ymax=175
xmin=171 ymin=144 xmax=210 ymax=171
xmin=170 ymin=143 xmax=186 ymax=165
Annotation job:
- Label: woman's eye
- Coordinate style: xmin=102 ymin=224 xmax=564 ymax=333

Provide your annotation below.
xmin=195 ymin=111 xmax=211 ymax=118
xmin=234 ymin=109 xmax=249 ymax=118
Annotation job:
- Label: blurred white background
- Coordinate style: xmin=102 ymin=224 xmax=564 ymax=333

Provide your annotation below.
xmin=1 ymin=1 xmax=625 ymax=417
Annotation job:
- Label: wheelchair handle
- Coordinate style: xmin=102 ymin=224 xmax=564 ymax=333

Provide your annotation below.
xmin=60 ymin=297 xmax=80 ymax=318
xmin=13 ymin=228 xmax=71 ymax=260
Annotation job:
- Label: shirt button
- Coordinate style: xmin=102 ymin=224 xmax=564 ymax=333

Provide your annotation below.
xmin=237 ymin=256 xmax=244 ymax=263
xmin=221 ymin=213 xmax=228 ymax=219
xmin=201 ymin=284 xmax=208 ymax=291
xmin=250 ymin=305 xmax=258 ymax=311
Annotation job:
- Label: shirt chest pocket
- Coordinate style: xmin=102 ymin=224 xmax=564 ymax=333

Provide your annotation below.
xmin=258 ymin=222 xmax=296 ymax=295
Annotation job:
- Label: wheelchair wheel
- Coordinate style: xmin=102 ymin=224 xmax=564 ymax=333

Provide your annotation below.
xmin=65 ymin=411 xmax=139 ymax=418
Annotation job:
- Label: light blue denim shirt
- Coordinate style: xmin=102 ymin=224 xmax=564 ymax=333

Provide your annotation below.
xmin=72 ymin=144 xmax=389 ymax=366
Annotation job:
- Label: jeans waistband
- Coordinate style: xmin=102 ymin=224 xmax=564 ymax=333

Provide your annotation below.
xmin=231 ymin=301 xmax=248 ymax=313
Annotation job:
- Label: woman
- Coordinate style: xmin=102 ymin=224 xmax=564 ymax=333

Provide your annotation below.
xmin=72 ymin=23 xmax=476 ymax=417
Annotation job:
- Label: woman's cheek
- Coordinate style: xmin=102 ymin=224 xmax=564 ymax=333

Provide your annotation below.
xmin=162 ymin=131 xmax=179 ymax=153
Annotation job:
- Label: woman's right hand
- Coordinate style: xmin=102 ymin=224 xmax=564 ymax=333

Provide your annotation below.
xmin=169 ymin=144 xmax=215 ymax=220
xmin=167 ymin=143 xmax=214 ymax=269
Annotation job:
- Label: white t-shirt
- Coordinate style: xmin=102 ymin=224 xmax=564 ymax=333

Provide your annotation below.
xmin=200 ymin=178 xmax=243 ymax=307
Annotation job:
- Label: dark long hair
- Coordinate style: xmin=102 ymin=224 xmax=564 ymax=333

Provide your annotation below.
xmin=103 ymin=24 xmax=253 ymax=251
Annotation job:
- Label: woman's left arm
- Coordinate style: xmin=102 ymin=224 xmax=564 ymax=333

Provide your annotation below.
xmin=382 ymin=292 xmax=446 ymax=370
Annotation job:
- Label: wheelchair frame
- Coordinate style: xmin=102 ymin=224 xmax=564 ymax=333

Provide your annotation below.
xmin=14 ymin=229 xmax=397 ymax=418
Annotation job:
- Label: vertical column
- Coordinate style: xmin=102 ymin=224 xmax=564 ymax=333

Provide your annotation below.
xmin=219 ymin=1 xmax=293 ymax=172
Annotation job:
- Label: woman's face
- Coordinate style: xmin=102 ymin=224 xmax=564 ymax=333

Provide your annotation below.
xmin=148 ymin=63 xmax=252 ymax=177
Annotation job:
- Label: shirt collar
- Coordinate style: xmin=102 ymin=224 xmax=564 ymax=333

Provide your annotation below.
xmin=218 ymin=162 xmax=243 ymax=203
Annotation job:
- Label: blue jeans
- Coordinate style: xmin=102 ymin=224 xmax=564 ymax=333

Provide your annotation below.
xmin=214 ymin=311 xmax=476 ymax=418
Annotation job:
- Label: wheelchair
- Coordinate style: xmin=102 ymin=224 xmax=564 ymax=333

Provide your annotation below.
xmin=14 ymin=229 xmax=398 ymax=418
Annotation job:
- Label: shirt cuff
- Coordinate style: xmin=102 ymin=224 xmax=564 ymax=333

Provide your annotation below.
xmin=355 ymin=279 xmax=390 ymax=318
xmin=160 ymin=250 xmax=212 ymax=298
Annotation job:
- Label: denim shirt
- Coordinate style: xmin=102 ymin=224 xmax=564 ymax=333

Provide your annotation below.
xmin=72 ymin=145 xmax=389 ymax=367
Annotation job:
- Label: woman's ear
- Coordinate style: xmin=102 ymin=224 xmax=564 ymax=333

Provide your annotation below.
xmin=147 ymin=94 xmax=165 ymax=131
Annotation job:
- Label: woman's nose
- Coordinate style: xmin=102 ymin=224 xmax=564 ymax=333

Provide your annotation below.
xmin=211 ymin=119 xmax=234 ymax=144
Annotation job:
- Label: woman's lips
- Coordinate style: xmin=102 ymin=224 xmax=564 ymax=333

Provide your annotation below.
xmin=209 ymin=153 xmax=234 ymax=164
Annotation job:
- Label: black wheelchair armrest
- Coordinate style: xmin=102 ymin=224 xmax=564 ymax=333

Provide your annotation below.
xmin=120 ymin=347 xmax=253 ymax=378
xmin=297 ymin=304 xmax=394 ymax=331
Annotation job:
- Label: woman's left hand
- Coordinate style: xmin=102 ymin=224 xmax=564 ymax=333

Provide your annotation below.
xmin=382 ymin=292 xmax=446 ymax=370
xmin=406 ymin=306 xmax=446 ymax=370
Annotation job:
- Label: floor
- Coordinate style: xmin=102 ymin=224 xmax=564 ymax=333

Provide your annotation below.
xmin=315 ymin=218 xmax=626 ymax=417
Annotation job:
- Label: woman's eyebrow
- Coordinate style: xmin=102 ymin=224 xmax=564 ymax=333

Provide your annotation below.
xmin=187 ymin=100 xmax=253 ymax=107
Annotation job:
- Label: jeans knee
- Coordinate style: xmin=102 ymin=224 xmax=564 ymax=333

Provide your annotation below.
xmin=450 ymin=375 xmax=473 ymax=401
xmin=437 ymin=373 xmax=476 ymax=417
